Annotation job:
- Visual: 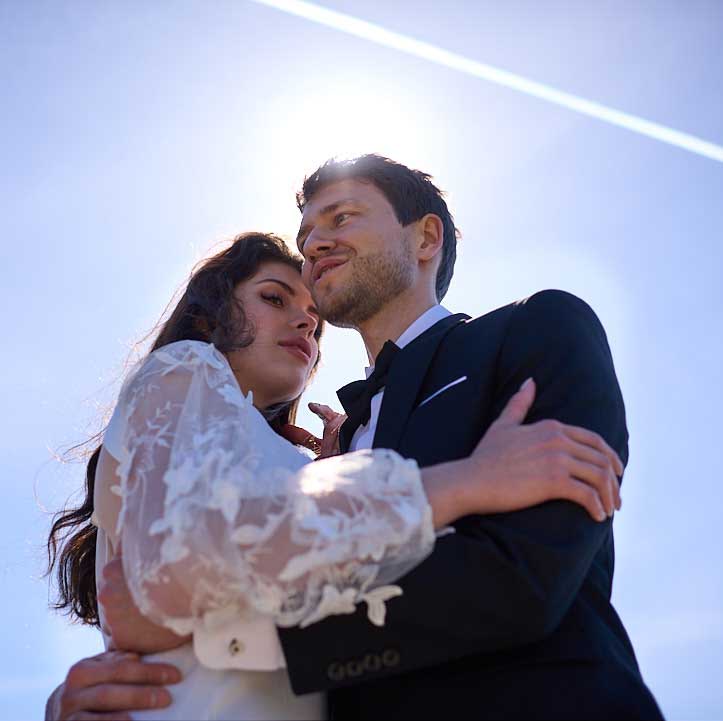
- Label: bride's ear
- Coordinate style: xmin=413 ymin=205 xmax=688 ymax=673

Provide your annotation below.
xmin=416 ymin=214 xmax=444 ymax=262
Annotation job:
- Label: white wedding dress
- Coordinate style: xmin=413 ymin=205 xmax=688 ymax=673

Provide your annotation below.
xmin=92 ymin=340 xmax=435 ymax=720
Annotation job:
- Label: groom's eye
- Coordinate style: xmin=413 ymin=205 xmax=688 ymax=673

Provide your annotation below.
xmin=334 ymin=212 xmax=351 ymax=226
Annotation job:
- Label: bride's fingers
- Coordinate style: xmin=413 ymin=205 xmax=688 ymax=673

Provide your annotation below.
xmin=563 ymin=424 xmax=623 ymax=476
xmin=556 ymin=478 xmax=607 ymax=522
xmin=308 ymin=402 xmax=343 ymax=424
xmin=563 ymin=438 xmax=622 ymax=510
xmin=280 ymin=424 xmax=322 ymax=452
xmin=566 ymin=459 xmax=617 ymax=517
xmin=326 ymin=413 xmax=347 ymax=434
xmin=318 ymin=414 xmax=346 ymax=458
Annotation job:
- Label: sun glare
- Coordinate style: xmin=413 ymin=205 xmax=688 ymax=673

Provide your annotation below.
xmin=260 ymin=81 xmax=436 ymax=239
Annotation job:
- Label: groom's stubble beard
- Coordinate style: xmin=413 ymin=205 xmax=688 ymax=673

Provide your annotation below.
xmin=315 ymin=238 xmax=415 ymax=329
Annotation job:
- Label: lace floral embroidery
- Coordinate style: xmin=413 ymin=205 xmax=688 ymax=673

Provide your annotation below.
xmin=105 ymin=340 xmax=434 ymax=635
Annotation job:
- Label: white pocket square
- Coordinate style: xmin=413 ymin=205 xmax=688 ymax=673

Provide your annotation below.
xmin=418 ymin=376 xmax=468 ymax=408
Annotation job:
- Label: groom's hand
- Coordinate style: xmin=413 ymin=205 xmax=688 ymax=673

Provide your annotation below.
xmin=45 ymin=650 xmax=180 ymax=720
xmin=99 ymin=556 xmax=190 ymax=654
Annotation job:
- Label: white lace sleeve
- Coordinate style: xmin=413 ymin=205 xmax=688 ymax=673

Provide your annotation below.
xmin=113 ymin=340 xmax=435 ymax=636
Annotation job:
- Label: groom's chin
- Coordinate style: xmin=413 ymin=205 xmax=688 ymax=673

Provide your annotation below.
xmin=319 ymin=309 xmax=357 ymax=330
xmin=315 ymin=295 xmax=359 ymax=329
xmin=312 ymin=287 xmax=341 ymax=320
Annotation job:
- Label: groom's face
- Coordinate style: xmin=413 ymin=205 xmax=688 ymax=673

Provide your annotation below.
xmin=296 ymin=179 xmax=415 ymax=327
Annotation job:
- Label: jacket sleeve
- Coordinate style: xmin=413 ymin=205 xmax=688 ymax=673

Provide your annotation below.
xmin=278 ymin=289 xmax=628 ymax=693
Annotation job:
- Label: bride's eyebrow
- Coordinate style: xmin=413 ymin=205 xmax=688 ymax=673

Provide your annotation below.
xmin=254 ymin=278 xmax=295 ymax=294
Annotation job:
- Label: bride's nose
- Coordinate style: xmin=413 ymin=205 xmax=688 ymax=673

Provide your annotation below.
xmin=290 ymin=307 xmax=317 ymax=337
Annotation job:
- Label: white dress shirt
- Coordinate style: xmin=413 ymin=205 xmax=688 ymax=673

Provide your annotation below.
xmin=350 ymin=305 xmax=452 ymax=452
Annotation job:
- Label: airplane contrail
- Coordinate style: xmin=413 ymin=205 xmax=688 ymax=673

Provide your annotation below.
xmin=250 ymin=0 xmax=723 ymax=164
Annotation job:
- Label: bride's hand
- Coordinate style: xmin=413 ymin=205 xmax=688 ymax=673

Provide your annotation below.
xmin=309 ymin=403 xmax=346 ymax=458
xmin=467 ymin=378 xmax=623 ymax=521
xmin=280 ymin=403 xmax=346 ymax=459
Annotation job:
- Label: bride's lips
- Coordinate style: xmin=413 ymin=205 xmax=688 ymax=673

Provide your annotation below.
xmin=278 ymin=337 xmax=312 ymax=364
xmin=312 ymin=257 xmax=348 ymax=285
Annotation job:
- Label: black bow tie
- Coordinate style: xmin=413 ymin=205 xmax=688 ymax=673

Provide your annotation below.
xmin=337 ymin=340 xmax=400 ymax=443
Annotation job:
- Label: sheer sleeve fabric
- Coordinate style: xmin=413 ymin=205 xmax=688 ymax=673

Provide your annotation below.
xmin=112 ymin=341 xmax=434 ymax=636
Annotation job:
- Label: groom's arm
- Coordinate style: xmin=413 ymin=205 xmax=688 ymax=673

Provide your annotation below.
xmin=44 ymin=650 xmax=179 ymax=719
xmin=278 ymin=289 xmax=628 ymax=694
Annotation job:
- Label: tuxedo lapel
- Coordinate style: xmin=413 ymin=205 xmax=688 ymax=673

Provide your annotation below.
xmin=372 ymin=313 xmax=469 ymax=451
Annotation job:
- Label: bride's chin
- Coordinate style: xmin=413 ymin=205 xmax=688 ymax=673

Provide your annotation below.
xmin=262 ymin=378 xmax=307 ymax=408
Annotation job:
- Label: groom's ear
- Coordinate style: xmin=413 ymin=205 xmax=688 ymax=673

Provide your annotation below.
xmin=415 ymin=213 xmax=445 ymax=262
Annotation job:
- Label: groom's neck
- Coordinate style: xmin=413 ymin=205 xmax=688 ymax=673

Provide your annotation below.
xmin=358 ymin=287 xmax=438 ymax=363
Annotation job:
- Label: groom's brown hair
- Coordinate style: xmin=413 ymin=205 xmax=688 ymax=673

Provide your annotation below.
xmin=296 ymin=154 xmax=460 ymax=300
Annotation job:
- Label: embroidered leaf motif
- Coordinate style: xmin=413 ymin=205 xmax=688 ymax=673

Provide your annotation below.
xmin=299 ymin=585 xmax=358 ymax=628
xmin=362 ymin=585 xmax=403 ymax=626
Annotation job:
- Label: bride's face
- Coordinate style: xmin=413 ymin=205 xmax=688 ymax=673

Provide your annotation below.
xmin=225 ymin=261 xmax=321 ymax=410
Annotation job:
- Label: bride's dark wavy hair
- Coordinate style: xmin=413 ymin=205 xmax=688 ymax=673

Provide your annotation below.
xmin=46 ymin=231 xmax=323 ymax=626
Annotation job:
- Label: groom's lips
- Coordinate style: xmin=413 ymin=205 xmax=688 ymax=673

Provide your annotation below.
xmin=312 ymin=257 xmax=348 ymax=285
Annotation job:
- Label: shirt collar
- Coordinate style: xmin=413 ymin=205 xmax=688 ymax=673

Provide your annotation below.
xmin=364 ymin=305 xmax=452 ymax=377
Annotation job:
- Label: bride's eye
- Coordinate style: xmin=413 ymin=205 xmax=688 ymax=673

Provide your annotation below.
xmin=262 ymin=293 xmax=284 ymax=307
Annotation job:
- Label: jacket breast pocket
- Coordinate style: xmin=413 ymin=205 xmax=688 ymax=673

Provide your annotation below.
xmin=402 ymin=376 xmax=486 ymax=466
xmin=417 ymin=376 xmax=468 ymax=408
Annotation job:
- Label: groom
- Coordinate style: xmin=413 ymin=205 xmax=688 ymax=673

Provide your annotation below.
xmin=47 ymin=155 xmax=662 ymax=719
xmin=277 ymin=155 xmax=662 ymax=719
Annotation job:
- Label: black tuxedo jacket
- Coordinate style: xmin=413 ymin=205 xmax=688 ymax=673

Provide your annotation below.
xmin=278 ymin=290 xmax=662 ymax=720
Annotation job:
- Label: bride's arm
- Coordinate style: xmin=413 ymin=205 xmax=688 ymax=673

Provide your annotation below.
xmin=100 ymin=346 xmax=619 ymax=658
xmin=111 ymin=342 xmax=619 ymax=639
xmin=114 ymin=342 xmax=437 ymax=636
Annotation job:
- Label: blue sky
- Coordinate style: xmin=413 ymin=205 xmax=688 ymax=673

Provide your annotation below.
xmin=2 ymin=1 xmax=722 ymax=718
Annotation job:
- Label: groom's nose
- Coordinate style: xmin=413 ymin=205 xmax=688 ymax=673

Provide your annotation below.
xmin=303 ymin=229 xmax=337 ymax=261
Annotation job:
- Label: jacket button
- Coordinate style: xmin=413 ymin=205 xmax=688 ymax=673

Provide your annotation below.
xmin=382 ymin=648 xmax=400 ymax=667
xmin=346 ymin=659 xmax=364 ymax=677
xmin=327 ymin=662 xmax=345 ymax=682
xmin=228 ymin=638 xmax=245 ymax=656
xmin=363 ymin=653 xmax=382 ymax=672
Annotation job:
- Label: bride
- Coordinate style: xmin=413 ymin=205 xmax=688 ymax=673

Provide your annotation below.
xmin=46 ymin=232 xmax=620 ymax=720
